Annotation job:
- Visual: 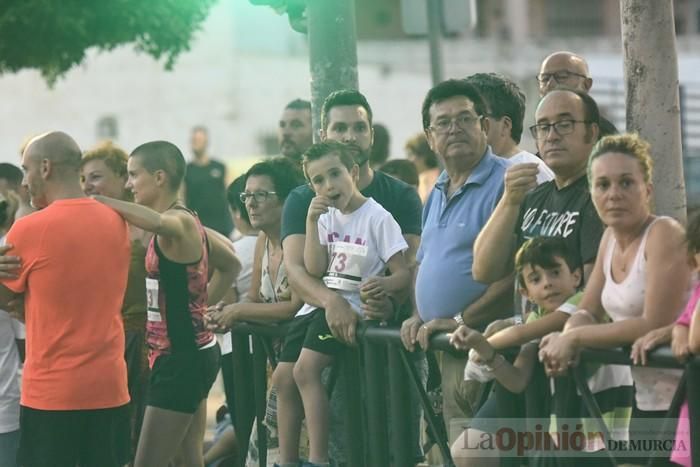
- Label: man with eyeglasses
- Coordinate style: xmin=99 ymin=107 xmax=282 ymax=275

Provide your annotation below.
xmin=537 ymin=51 xmax=618 ymax=137
xmin=473 ymin=88 xmax=605 ymax=285
xmin=400 ymin=79 xmax=513 ymax=444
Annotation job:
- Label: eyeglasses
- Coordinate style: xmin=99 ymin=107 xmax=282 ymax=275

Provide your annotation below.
xmin=239 ymin=191 xmax=277 ymax=203
xmin=529 ymin=120 xmax=590 ymax=139
xmin=429 ymin=114 xmax=481 ymax=134
xmin=536 ymin=71 xmax=588 ymax=85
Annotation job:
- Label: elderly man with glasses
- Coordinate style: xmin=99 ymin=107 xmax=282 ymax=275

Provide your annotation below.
xmin=400 ymin=79 xmax=513 ymax=444
xmin=473 ymin=88 xmax=605 ymax=286
xmin=537 ymin=51 xmax=618 ymax=137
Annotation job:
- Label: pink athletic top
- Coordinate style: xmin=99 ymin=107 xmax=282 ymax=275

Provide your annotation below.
xmin=144 ymin=207 xmax=213 ymax=367
xmin=670 ymin=281 xmax=700 ymax=467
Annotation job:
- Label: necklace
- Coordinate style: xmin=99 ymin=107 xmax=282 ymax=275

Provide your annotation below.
xmin=616 ymin=215 xmax=653 ymax=273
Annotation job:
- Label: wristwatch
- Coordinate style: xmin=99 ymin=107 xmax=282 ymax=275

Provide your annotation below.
xmin=454 ymin=313 xmax=465 ymax=326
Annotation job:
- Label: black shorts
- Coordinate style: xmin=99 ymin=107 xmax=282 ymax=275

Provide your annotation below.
xmin=147 ymin=343 xmax=220 ymax=413
xmin=279 ymin=309 xmax=345 ymax=362
xmin=18 ymin=404 xmax=131 ymax=467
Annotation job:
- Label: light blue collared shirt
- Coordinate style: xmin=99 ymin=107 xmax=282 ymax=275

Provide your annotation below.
xmin=415 ymin=147 xmax=509 ymax=322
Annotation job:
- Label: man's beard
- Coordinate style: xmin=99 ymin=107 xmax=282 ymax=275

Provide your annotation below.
xmin=345 ymin=143 xmax=370 ymax=166
xmin=280 ymin=140 xmax=301 ymax=160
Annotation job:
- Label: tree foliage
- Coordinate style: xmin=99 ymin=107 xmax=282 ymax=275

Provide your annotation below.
xmin=0 ymin=0 xmax=217 ymax=85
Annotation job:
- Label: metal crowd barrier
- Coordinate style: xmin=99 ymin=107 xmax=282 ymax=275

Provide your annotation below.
xmin=226 ymin=322 xmax=700 ymax=467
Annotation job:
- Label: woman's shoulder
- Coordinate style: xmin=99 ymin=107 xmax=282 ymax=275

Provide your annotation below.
xmin=647 ymin=215 xmax=685 ymax=241
xmin=645 ymin=216 xmax=686 ymax=254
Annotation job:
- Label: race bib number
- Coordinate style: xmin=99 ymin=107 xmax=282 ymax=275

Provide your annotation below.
xmin=146 ymin=278 xmax=162 ymax=322
xmin=323 ymin=242 xmax=368 ymax=292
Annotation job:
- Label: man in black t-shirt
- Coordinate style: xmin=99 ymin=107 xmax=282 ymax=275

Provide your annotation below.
xmin=277 ymin=89 xmax=423 ymax=466
xmin=184 ymin=126 xmax=233 ymax=236
xmin=473 ymin=89 xmax=605 ymax=284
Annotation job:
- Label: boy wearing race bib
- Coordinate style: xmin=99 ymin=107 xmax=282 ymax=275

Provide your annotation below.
xmin=275 ymin=141 xmax=410 ymax=467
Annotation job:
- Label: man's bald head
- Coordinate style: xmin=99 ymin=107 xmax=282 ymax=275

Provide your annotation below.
xmin=21 ymin=131 xmax=83 ymax=209
xmin=538 ymin=51 xmax=593 ymax=96
xmin=24 ymin=131 xmax=82 ymax=173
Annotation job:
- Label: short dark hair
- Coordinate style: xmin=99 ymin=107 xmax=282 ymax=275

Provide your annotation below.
xmin=370 ymin=123 xmax=391 ymax=167
xmin=226 ymin=174 xmax=250 ymax=224
xmin=575 ymin=90 xmax=600 ymax=127
xmin=514 ymin=237 xmax=580 ymax=288
xmin=465 ymin=73 xmax=526 ymax=143
xmin=321 ymin=89 xmax=373 ymax=131
xmin=0 ymin=163 xmax=24 ymax=189
xmin=404 ymin=133 xmax=439 ymax=169
xmin=686 ymin=212 xmax=700 ymax=255
xmin=285 ymin=98 xmax=311 ymax=111
xmin=302 ymin=141 xmax=357 ymax=181
xmin=245 ymin=156 xmax=305 ymax=203
xmin=421 ymin=79 xmax=488 ymax=130
xmin=380 ymin=159 xmax=419 ymax=188
xmin=130 ymin=141 xmax=186 ymax=191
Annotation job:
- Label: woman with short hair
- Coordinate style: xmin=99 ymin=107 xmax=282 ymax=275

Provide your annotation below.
xmin=95 ymin=140 xmax=240 ymax=467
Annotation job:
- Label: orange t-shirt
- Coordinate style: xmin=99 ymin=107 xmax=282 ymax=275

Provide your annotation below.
xmin=3 ymin=198 xmax=131 ymax=410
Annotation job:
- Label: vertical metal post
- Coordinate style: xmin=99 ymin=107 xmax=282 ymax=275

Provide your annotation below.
xmin=231 ymin=332 xmax=256 ymax=463
xmin=363 ymin=341 xmax=389 ymax=466
xmin=399 ymin=349 xmax=454 ymax=466
xmin=307 ymin=0 xmax=359 ymax=142
xmin=340 ymin=348 xmax=365 ymax=466
xmin=387 ymin=345 xmax=413 ymax=467
xmin=252 ymin=336 xmax=269 ymax=467
xmin=426 ymin=0 xmax=444 ymax=85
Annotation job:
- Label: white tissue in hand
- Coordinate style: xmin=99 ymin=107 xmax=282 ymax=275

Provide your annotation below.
xmin=464 ymin=348 xmax=495 ymax=382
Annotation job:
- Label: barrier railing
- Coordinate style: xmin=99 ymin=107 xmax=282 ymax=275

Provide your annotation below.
xmin=226 ymin=321 xmax=699 ymax=467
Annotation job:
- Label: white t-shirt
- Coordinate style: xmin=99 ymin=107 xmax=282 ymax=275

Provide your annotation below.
xmin=296 ymin=198 xmax=407 ymax=317
xmin=232 ymin=234 xmax=258 ymax=303
xmin=0 ymin=310 xmax=23 ymax=433
xmin=217 ymin=234 xmax=259 ymax=356
xmin=509 ymin=150 xmax=555 ymax=185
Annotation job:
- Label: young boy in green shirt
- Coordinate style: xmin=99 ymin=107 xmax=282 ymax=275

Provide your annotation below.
xmin=449 ymin=236 xmax=582 ymax=466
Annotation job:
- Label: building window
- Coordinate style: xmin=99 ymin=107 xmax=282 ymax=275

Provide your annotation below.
xmin=545 ymin=0 xmax=603 ymax=36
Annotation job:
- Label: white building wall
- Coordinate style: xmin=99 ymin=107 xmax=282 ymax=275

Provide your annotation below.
xmin=0 ymin=0 xmax=699 ymax=173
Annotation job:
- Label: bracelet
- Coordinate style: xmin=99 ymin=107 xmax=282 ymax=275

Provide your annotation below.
xmin=454 ymin=312 xmax=465 ymax=326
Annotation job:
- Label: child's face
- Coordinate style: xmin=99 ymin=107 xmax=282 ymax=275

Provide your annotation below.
xmin=306 ymin=153 xmax=359 ymax=211
xmin=521 ymin=256 xmax=581 ymax=311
